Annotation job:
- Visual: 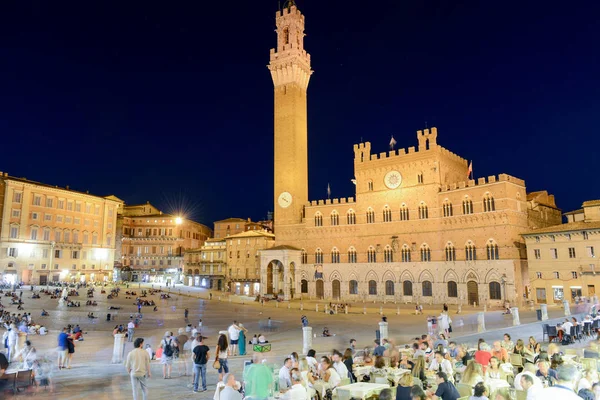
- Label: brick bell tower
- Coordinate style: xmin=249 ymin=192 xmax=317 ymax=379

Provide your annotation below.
xmin=268 ymin=1 xmax=312 ymax=229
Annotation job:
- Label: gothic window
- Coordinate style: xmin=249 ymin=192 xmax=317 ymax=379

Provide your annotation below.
xmin=422 ymin=281 xmax=433 ymax=297
xmin=349 ymin=280 xmax=358 ymax=295
xmin=314 ymin=213 xmax=323 ymax=227
xmin=486 ymin=241 xmax=499 ymax=260
xmin=445 ymin=243 xmax=456 ymax=261
xmin=301 ymin=249 xmax=308 ymax=264
xmin=463 ymin=198 xmax=473 ymax=214
xmin=403 ymin=281 xmax=413 ymax=296
xmin=400 ymin=204 xmax=409 ymax=221
xmin=401 ymin=245 xmax=411 ymax=262
xmin=443 ymin=200 xmax=453 ymax=217
xmin=283 ymin=27 xmax=290 ymax=45
xmin=367 ymin=180 xmax=373 ymax=191
xmin=315 ymin=248 xmax=323 ymax=264
xmin=483 ymin=194 xmax=495 ymax=212
xmin=465 ymin=241 xmax=477 ymax=261
xmin=368 ymin=280 xmax=377 ymax=295
xmin=366 ymin=208 xmax=375 ymax=224
xmin=384 ymin=246 xmax=393 ymax=263
xmin=418 ymin=203 xmax=428 ymax=219
xmin=347 ymin=210 xmax=356 ymax=225
xmin=447 ymin=281 xmax=458 ymax=298
xmin=383 ymin=206 xmax=392 ymax=222
xmin=330 ymin=211 xmax=339 ymax=226
xmin=331 ymin=248 xmax=340 ymax=263
xmin=385 ymin=280 xmax=394 ymax=296
xmin=301 ymin=279 xmax=308 ymax=293
xmin=417 ymin=173 xmax=424 ymax=184
xmin=367 ymin=247 xmax=376 ymax=263
xmin=420 ymin=244 xmax=431 ymax=262
xmin=348 ymin=247 xmax=357 ymax=263
xmin=489 ymin=281 xmax=501 ymax=300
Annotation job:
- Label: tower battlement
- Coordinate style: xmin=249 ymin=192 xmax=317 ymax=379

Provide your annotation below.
xmin=440 ymin=173 xmax=525 ymax=192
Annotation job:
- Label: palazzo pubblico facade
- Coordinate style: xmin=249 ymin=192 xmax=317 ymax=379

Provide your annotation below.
xmin=259 ymin=4 xmax=561 ymax=306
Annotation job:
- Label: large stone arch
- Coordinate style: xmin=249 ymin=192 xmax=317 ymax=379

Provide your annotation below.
xmin=418 ymin=269 xmax=434 ymax=283
xmin=443 ymin=269 xmax=459 ymax=283
xmin=300 ymin=270 xmax=309 ymax=281
xmin=400 ymin=270 xmax=415 ymax=283
xmin=365 ymin=269 xmax=379 ymax=283
xmin=329 ymin=270 xmax=342 ymax=282
xmin=484 ymin=269 xmax=501 ymax=284
xmin=382 ymin=270 xmax=396 ymax=283
xmin=462 ymin=269 xmax=480 ymax=283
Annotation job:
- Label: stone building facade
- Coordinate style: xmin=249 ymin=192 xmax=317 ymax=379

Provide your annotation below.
xmin=259 ymin=4 xmax=560 ymax=305
xmin=0 ymin=172 xmax=122 ymax=284
xmin=523 ymin=200 xmax=600 ymax=303
xmin=226 ymin=230 xmax=275 ymax=296
xmin=184 ymin=238 xmax=226 ymax=290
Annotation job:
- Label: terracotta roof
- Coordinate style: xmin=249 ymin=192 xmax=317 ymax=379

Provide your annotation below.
xmin=2 ymin=175 xmax=121 ymax=202
xmin=226 ymin=230 xmax=275 ymax=239
xmin=267 ymin=245 xmax=302 ymax=251
xmin=522 ymin=220 xmax=600 ymax=235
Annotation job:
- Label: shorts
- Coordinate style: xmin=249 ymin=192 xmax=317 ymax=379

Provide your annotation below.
xmin=218 ymin=359 xmax=229 ymax=374
xmin=230 ymin=339 xmax=238 ymax=345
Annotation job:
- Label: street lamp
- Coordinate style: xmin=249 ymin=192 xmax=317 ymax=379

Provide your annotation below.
xmin=175 ymin=217 xmax=183 ymax=225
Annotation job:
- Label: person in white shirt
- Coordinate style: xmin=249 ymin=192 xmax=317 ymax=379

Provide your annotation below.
xmin=279 ymin=358 xmax=293 ymax=390
xmin=514 ymin=364 xmax=542 ymax=390
xmin=428 ymin=351 xmax=453 ymax=379
xmin=258 ymin=334 xmax=267 ymax=344
xmin=281 ymin=370 xmax=309 ymax=400
xmin=306 ymin=349 xmax=318 ymax=373
xmin=521 ymin=373 xmax=542 ymax=400
xmin=39 ymin=326 xmax=47 ymax=336
xmin=560 ymin=319 xmax=574 ymax=341
xmin=577 ymin=368 xmax=598 ymax=392
xmin=227 ymin=321 xmax=241 ymax=356
xmin=332 ymin=351 xmax=349 ymax=380
xmin=220 ymin=373 xmax=242 ymax=400
xmin=531 ymin=364 xmax=581 ymax=400
xmin=125 ymin=338 xmax=151 ymax=400
xmin=127 ymin=320 xmax=136 ymax=342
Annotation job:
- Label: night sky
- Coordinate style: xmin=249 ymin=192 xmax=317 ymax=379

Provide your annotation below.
xmin=1 ymin=1 xmax=599 ymax=226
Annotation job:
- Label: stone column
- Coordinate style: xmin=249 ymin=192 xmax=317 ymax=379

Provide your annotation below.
xmin=477 ymin=312 xmax=486 ymax=333
xmin=363 ymin=304 xmax=367 ymax=314
xmin=324 ymin=304 xmax=328 ymax=314
xmin=396 ymin=306 xmax=400 ymax=315
xmin=379 ymin=321 xmax=389 ymax=340
xmin=511 ymin=307 xmax=520 ymax=326
xmin=283 ymin=267 xmax=290 ymax=301
xmin=300 ymin=302 xmax=303 ymax=311
xmin=379 ymin=306 xmax=383 ymax=315
xmin=16 ymin=332 xmax=27 ymax=356
xmin=540 ymin=303 xmax=548 ymax=321
xmin=315 ymin=304 xmax=319 ymax=313
xmin=302 ymin=326 xmax=313 ymax=355
xmin=112 ymin=333 xmax=126 ymax=364
xmin=563 ymin=300 xmax=571 ymax=316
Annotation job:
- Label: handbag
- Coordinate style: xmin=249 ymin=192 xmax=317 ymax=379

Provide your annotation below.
xmin=213 ymin=346 xmax=221 ymax=370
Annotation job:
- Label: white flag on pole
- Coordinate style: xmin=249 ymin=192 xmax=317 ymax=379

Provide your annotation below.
xmin=389 ymin=135 xmax=397 ymax=150
xmin=327 ymin=183 xmax=331 ymax=199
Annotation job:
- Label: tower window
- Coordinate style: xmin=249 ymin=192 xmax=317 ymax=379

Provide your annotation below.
xmin=314 ymin=213 xmax=323 ymax=227
xmin=465 ymin=242 xmax=477 ymax=261
xmin=401 ymin=246 xmax=411 ymax=262
xmin=346 ymin=210 xmax=356 ymax=225
xmin=367 ymin=180 xmax=373 ymax=191
xmin=366 ymin=209 xmax=375 ymax=224
xmin=483 ymin=194 xmax=495 ymax=212
xmin=445 ymin=244 xmax=456 ymax=261
xmin=463 ymin=199 xmax=473 ymax=215
xmin=347 ymin=248 xmax=357 ymax=263
xmin=417 ymin=173 xmax=424 ymax=184
xmin=331 ymin=248 xmax=340 ymax=263
xmin=486 ymin=242 xmax=499 ymax=260
xmin=418 ymin=204 xmax=428 ymax=219
xmin=330 ymin=211 xmax=339 ymax=226
xmin=443 ymin=201 xmax=453 ymax=217
xmin=367 ymin=247 xmax=376 ymax=263
xmin=384 ymin=246 xmax=393 ymax=262
xmin=383 ymin=207 xmax=392 ymax=222
xmin=283 ymin=27 xmax=290 ymax=45
xmin=400 ymin=205 xmax=409 ymax=221
xmin=420 ymin=245 xmax=431 ymax=262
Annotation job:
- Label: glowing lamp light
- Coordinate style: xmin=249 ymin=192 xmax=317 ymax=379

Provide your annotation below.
xmin=175 ymin=217 xmax=183 ymax=225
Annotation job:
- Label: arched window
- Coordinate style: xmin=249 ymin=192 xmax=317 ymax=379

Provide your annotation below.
xmin=422 ymin=281 xmax=433 ymax=297
xmin=420 ymin=244 xmax=431 ymax=262
xmin=315 ymin=248 xmax=323 ymax=264
xmin=347 ymin=210 xmax=356 ymax=225
xmin=301 ymin=249 xmax=308 ymax=264
xmin=330 ymin=211 xmax=339 ymax=226
xmin=443 ymin=200 xmax=453 ymax=217
xmin=383 ymin=206 xmax=392 ymax=222
xmin=367 ymin=180 xmax=374 ymax=191
xmin=465 ymin=241 xmax=476 ymax=261
xmin=314 ymin=213 xmax=323 ymax=227
xmin=9 ymin=223 xmax=19 ymax=239
xmin=43 ymin=227 xmax=51 ymax=241
xmin=349 ymin=280 xmax=358 ymax=294
xmin=283 ymin=27 xmax=290 ymax=45
xmin=403 ymin=281 xmax=413 ymax=296
xmin=348 ymin=247 xmax=357 ymax=263
xmin=417 ymin=172 xmax=424 ymax=184
xmin=368 ymin=280 xmax=377 ymax=295
xmin=484 ymin=194 xmax=495 ymax=212
xmin=384 ymin=245 xmax=393 ymax=262
xmin=447 ymin=281 xmax=458 ymax=297
xmin=30 ymin=226 xmax=38 ymax=240
xmin=366 ymin=208 xmax=375 ymax=224
xmin=385 ymin=280 xmax=394 ymax=296
xmin=445 ymin=243 xmax=456 ymax=261
xmin=489 ymin=281 xmax=501 ymax=300
xmin=401 ymin=245 xmax=411 ymax=262
xmin=331 ymin=248 xmax=340 ymax=263
xmin=463 ymin=198 xmax=473 ymax=214
xmin=486 ymin=241 xmax=499 ymax=260
xmin=367 ymin=246 xmax=376 ymax=263
xmin=301 ymin=279 xmax=308 ymax=293
xmin=418 ymin=203 xmax=428 ymax=219
xmin=400 ymin=204 xmax=409 ymax=221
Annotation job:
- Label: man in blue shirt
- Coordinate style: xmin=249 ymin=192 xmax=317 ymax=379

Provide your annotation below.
xmin=373 ymin=339 xmax=385 ymax=356
xmin=57 ymin=327 xmax=69 ymax=369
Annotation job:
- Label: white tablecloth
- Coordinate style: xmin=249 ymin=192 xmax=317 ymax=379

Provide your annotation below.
xmin=336 ymin=383 xmax=390 ymax=400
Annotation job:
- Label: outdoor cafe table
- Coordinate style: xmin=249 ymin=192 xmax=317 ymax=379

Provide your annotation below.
xmin=487 ymin=378 xmax=511 ymax=397
xmin=336 ymin=383 xmax=390 ymax=400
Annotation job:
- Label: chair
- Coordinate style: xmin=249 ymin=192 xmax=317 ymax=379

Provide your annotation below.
xmin=14 ymin=369 xmax=33 ymax=393
xmin=456 ymin=383 xmax=472 ymax=397
xmin=510 ymin=353 xmax=523 ymax=369
xmin=547 ymin=325 xmax=558 ymax=342
xmin=542 ymin=324 xmax=549 ymax=342
xmin=1 ymin=372 xmax=17 ymax=394
xmin=339 ymin=378 xmax=351 ymax=387
xmin=515 ymin=389 xmax=527 ymax=400
xmin=570 ymin=326 xmax=580 ymax=343
xmin=583 ymin=322 xmax=592 ymax=337
xmin=581 ymin=358 xmax=598 ymax=371
xmin=576 ymin=324 xmax=583 ymax=341
xmin=458 ymin=397 xmax=470 ymax=400
xmin=412 ymin=377 xmax=423 ymax=388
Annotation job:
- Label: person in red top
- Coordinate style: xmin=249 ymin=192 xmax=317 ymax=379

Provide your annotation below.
xmin=491 ymin=341 xmax=509 ymax=363
xmin=474 ymin=342 xmax=492 ymax=373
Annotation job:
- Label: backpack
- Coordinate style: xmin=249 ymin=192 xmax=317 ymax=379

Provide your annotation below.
xmin=163 ymin=339 xmax=174 ymax=357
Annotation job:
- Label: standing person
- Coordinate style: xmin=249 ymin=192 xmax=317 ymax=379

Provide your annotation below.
xmin=227 ymin=321 xmax=241 ymax=356
xmin=244 ymin=353 xmax=272 ymax=399
xmin=57 ymin=327 xmax=69 ymax=369
xmin=184 ymin=308 xmax=189 ymax=320
xmin=160 ymin=331 xmax=176 ymax=379
xmin=125 ymin=338 xmax=151 ymax=400
xmin=177 ymin=328 xmax=189 ymax=377
xmin=216 ymin=334 xmax=230 ymax=381
xmin=6 ymin=324 xmax=18 ymax=361
xmin=127 ymin=319 xmax=135 ymax=342
xmin=65 ymin=334 xmax=75 ymax=369
xmin=191 ymin=335 xmax=209 ymax=393
xmin=279 ymin=357 xmax=293 ymax=391
xmin=238 ymin=323 xmax=248 ymax=356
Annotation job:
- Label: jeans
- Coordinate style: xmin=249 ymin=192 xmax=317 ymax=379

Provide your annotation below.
xmin=193 ymin=363 xmax=207 ymax=391
xmin=130 ymin=374 xmax=148 ymax=400
xmin=218 ymin=359 xmax=229 ymax=374
xmin=128 ymin=328 xmax=134 ymax=342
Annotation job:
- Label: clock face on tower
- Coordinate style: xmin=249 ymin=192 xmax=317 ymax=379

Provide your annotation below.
xmin=278 ymin=192 xmax=293 ymax=208
xmin=384 ymin=170 xmax=402 ymax=189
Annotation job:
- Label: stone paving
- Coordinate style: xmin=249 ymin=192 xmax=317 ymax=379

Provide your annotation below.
xmin=1 ymin=283 xmax=596 ymax=399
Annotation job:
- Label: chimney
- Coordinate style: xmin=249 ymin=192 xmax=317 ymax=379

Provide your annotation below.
xmin=66 ymin=185 xmax=69 ymax=190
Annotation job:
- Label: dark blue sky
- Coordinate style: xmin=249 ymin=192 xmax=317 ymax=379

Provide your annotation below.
xmin=1 ymin=1 xmax=599 ymax=226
